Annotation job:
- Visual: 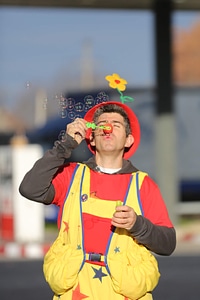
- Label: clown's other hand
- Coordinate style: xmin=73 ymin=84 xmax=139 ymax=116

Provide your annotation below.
xmin=111 ymin=205 xmax=137 ymax=230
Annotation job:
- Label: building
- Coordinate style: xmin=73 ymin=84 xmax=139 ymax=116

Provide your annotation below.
xmin=173 ymin=20 xmax=200 ymax=85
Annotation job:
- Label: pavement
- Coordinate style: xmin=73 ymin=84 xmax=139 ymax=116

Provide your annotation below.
xmin=0 ymin=219 xmax=200 ymax=259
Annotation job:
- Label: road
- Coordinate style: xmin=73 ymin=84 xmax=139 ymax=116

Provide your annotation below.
xmin=0 ymin=255 xmax=199 ymax=300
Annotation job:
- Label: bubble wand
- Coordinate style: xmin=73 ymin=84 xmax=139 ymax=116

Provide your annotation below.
xmin=86 ymin=122 xmax=113 ymax=134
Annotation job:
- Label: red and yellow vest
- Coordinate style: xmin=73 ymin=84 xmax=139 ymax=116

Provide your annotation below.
xmin=43 ymin=164 xmax=160 ymax=300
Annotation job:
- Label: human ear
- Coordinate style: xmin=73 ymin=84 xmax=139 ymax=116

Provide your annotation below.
xmin=125 ymin=134 xmax=134 ymax=148
xmin=89 ymin=133 xmax=96 ymax=146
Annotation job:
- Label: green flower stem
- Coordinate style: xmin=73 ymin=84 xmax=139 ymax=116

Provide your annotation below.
xmin=116 ymin=88 xmax=134 ymax=103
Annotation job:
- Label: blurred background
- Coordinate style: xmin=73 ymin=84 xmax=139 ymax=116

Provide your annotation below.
xmin=0 ymin=0 xmax=200 ymax=258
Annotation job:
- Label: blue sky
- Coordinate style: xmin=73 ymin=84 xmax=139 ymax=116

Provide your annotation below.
xmin=0 ymin=7 xmax=200 ymax=109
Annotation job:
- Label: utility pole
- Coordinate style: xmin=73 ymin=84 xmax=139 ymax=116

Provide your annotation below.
xmin=154 ymin=0 xmax=179 ymax=225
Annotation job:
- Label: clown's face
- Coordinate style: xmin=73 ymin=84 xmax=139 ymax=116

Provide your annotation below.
xmin=90 ymin=112 xmax=134 ymax=157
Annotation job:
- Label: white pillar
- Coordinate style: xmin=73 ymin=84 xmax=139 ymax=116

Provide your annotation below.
xmin=12 ymin=143 xmax=44 ymax=243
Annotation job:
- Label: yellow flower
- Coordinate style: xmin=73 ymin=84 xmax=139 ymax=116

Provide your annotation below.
xmin=105 ymin=73 xmax=128 ymax=91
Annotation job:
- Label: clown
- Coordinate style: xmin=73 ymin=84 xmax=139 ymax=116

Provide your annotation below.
xmin=19 ymin=73 xmax=176 ymax=300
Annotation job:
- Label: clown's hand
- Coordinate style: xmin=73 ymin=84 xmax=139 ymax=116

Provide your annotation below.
xmin=111 ymin=205 xmax=137 ymax=230
xmin=66 ymin=118 xmax=87 ymax=144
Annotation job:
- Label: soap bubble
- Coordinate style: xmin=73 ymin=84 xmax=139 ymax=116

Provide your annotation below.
xmin=58 ymin=94 xmax=67 ymax=108
xmin=43 ymin=97 xmax=48 ymax=110
xmin=75 ymin=114 xmax=82 ymax=119
xmin=95 ymin=91 xmax=109 ymax=104
xmin=59 ymin=109 xmax=67 ymax=118
xmin=25 ymin=81 xmax=31 ymax=89
xmin=74 ymin=102 xmax=84 ymax=112
xmin=58 ymin=130 xmax=67 ymax=142
xmin=68 ymin=111 xmax=76 ymax=120
xmin=56 ymin=94 xmax=68 ymax=118
xmin=67 ymin=98 xmax=75 ymax=110
xmin=84 ymin=95 xmax=94 ymax=107
xmin=55 ymin=94 xmax=59 ymax=100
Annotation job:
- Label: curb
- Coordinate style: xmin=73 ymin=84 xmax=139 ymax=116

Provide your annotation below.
xmin=0 ymin=242 xmax=51 ymax=259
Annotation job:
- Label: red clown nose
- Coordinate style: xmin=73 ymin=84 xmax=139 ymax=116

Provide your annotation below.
xmin=103 ymin=123 xmax=113 ymax=134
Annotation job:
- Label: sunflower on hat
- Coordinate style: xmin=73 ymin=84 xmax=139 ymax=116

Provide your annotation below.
xmin=105 ymin=73 xmax=128 ymax=91
xmin=105 ymin=73 xmax=134 ymax=104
